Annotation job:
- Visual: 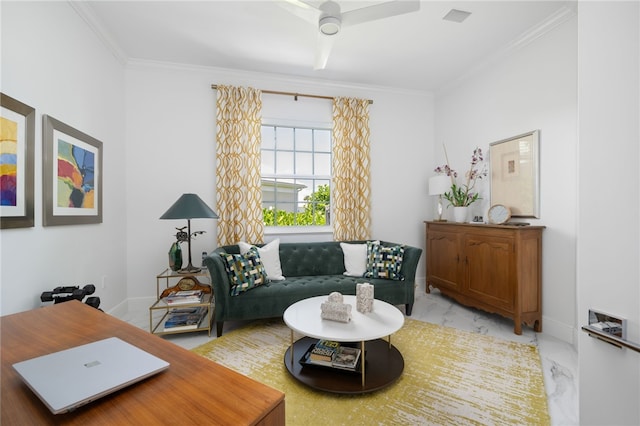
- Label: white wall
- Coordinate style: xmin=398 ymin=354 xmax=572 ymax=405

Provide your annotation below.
xmin=124 ymin=62 xmax=433 ymax=305
xmin=0 ymin=2 xmax=127 ymax=314
xmin=577 ymin=2 xmax=640 ymax=424
xmin=434 ymin=15 xmax=578 ymax=342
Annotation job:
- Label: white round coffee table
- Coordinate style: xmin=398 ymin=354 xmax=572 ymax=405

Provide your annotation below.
xmin=283 ymin=295 xmax=405 ymax=393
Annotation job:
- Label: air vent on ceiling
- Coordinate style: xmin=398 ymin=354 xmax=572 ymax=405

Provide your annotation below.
xmin=443 ymin=9 xmax=471 ymax=23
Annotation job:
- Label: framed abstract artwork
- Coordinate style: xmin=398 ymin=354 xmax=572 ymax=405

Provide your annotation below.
xmin=489 ymin=130 xmax=540 ymax=218
xmin=43 ymin=115 xmax=103 ymax=226
xmin=1 ymin=93 xmax=35 ymax=229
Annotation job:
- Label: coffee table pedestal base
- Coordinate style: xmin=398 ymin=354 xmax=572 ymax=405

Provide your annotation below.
xmin=284 ymin=337 xmax=404 ymax=394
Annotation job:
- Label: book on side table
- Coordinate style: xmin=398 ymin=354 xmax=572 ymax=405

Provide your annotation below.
xmin=164 ymin=290 xmax=204 ymax=305
xmin=163 ymin=307 xmax=207 ymax=331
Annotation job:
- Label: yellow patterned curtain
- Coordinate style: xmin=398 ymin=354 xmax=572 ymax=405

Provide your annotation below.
xmin=332 ymin=97 xmax=371 ymax=240
xmin=215 ymin=85 xmax=264 ymax=246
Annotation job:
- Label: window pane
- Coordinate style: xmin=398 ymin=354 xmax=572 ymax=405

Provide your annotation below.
xmin=261 ymin=126 xmax=275 ymax=149
xmin=276 ymin=151 xmax=294 ymax=174
xmin=315 ymin=180 xmax=330 ymax=193
xmin=276 ymin=127 xmax=294 ymax=150
xmin=295 ymin=152 xmax=313 ymax=175
xmin=297 ymin=178 xmax=313 ymax=202
xmin=261 ymin=150 xmax=275 ymax=174
xmin=295 ymin=128 xmax=312 ymax=151
xmin=314 ymin=152 xmax=331 ymax=176
xmin=315 ymin=129 xmax=331 ymax=152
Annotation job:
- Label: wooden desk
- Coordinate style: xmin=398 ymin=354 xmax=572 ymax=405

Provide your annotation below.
xmin=1 ymin=301 xmax=285 ymax=425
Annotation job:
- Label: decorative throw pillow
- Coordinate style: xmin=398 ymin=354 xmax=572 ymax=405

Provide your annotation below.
xmin=340 ymin=242 xmax=370 ymax=277
xmin=238 ymin=238 xmax=285 ymax=281
xmin=365 ymin=241 xmax=405 ymax=281
xmin=220 ymin=247 xmax=269 ymax=296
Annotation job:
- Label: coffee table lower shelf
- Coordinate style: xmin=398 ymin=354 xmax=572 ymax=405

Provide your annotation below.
xmin=284 ymin=336 xmax=404 ymax=394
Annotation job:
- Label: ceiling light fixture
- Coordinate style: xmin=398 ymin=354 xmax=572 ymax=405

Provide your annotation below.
xmin=319 ymin=15 xmax=341 ymax=35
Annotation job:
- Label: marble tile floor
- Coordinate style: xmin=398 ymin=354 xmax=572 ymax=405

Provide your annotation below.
xmin=120 ymin=287 xmax=579 ymax=425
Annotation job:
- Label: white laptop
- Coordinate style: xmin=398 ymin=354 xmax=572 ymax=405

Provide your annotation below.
xmin=12 ymin=337 xmax=169 ymax=414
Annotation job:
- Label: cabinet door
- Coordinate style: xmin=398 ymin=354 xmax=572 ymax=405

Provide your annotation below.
xmin=463 ymin=233 xmax=515 ymax=311
xmin=427 ymin=228 xmax=461 ymax=291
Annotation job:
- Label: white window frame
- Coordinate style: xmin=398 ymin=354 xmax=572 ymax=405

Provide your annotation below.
xmin=261 ymin=118 xmax=332 ymax=235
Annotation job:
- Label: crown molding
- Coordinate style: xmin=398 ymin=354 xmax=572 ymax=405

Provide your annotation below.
xmin=125 ymin=58 xmax=433 ymax=100
xmin=68 ymin=1 xmax=128 ymax=65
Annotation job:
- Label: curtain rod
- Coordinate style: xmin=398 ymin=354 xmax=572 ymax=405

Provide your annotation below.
xmin=210 ymin=84 xmax=373 ymax=105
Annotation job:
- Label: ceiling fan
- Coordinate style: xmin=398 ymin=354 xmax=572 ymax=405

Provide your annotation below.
xmin=280 ymin=0 xmax=420 ymax=70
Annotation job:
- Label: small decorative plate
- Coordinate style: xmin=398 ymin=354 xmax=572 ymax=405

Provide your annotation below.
xmin=488 ymin=204 xmax=511 ymax=225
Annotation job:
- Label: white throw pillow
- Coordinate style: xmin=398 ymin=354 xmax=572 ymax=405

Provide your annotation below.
xmin=340 ymin=242 xmax=368 ymax=277
xmin=238 ymin=239 xmax=285 ymax=281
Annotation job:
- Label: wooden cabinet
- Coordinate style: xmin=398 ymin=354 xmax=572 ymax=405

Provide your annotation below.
xmin=425 ymin=221 xmax=544 ymax=335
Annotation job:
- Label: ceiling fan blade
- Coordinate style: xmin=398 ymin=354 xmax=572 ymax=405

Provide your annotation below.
xmin=341 ymin=0 xmax=420 ymax=27
xmin=314 ymin=32 xmax=336 ymax=70
xmin=277 ymin=0 xmax=320 ymax=25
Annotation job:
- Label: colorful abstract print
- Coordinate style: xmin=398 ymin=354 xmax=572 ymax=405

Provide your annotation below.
xmin=0 ymin=116 xmax=18 ymax=206
xmin=57 ymin=139 xmax=95 ymax=208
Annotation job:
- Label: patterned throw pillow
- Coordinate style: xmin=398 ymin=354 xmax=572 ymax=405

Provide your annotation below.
xmin=220 ymin=247 xmax=269 ymax=296
xmin=238 ymin=239 xmax=285 ymax=281
xmin=364 ymin=241 xmax=405 ymax=280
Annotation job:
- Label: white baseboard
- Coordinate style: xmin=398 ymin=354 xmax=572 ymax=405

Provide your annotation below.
xmin=107 ymin=296 xmax=155 ymax=318
xmin=542 ymin=315 xmax=576 ymax=345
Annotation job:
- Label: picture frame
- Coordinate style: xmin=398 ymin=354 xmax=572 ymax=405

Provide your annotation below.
xmin=1 ymin=93 xmax=35 ymax=229
xmin=43 ymin=115 xmax=103 ymax=226
xmin=489 ymin=130 xmax=540 ymax=218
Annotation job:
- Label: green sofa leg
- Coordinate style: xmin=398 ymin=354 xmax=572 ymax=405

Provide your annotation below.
xmin=406 ymin=303 xmax=413 ymax=316
xmin=216 ymin=322 xmax=224 ymax=337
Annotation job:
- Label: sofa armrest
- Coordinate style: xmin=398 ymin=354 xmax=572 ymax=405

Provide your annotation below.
xmin=203 ymin=250 xmax=232 ymax=319
xmin=380 ymin=241 xmax=422 ymax=282
xmin=401 ymin=245 xmax=422 ymax=282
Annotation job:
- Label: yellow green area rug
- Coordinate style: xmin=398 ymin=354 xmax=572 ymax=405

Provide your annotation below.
xmin=192 ymin=318 xmax=549 ymax=425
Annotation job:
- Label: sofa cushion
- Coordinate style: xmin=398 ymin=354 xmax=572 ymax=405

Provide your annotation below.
xmin=220 ymin=248 xmax=269 ymax=296
xmin=365 ymin=241 xmax=404 ymax=280
xmin=340 ymin=242 xmax=367 ymax=277
xmin=238 ymin=238 xmax=285 ymax=281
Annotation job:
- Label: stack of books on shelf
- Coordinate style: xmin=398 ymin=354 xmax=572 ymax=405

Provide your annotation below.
xmin=163 ymin=306 xmax=207 ymax=332
xmin=304 ymin=339 xmax=361 ymax=371
xmin=164 ymin=290 xmax=204 ymax=305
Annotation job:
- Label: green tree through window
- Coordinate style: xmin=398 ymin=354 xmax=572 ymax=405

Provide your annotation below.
xmin=263 ymin=184 xmax=330 ymax=226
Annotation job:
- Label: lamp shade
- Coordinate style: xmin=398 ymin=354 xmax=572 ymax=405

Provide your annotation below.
xmin=429 ymin=175 xmax=451 ymax=196
xmin=159 ymin=193 xmax=219 ymax=220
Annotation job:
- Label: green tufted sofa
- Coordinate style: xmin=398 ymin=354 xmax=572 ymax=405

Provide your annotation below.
xmin=203 ymin=240 xmax=423 ymax=336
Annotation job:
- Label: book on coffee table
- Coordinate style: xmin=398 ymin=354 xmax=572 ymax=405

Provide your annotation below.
xmin=309 ymin=340 xmax=340 ymax=363
xmin=332 ymin=346 xmax=361 ymax=371
xmin=301 ymin=342 xmax=362 ymax=372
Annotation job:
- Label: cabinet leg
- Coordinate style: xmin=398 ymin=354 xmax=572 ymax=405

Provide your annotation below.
xmin=534 ymin=319 xmax=542 ymax=332
xmin=514 ymin=322 xmax=522 ymax=335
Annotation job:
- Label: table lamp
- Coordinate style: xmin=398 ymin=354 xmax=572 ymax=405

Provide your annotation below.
xmin=160 ymin=193 xmax=219 ymax=273
xmin=429 ymin=175 xmax=450 ymax=222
